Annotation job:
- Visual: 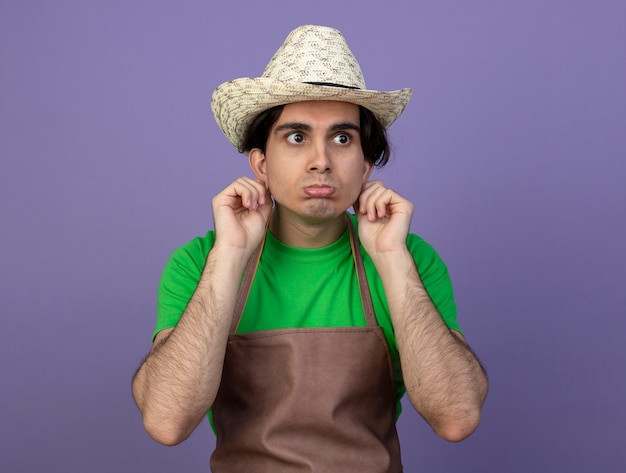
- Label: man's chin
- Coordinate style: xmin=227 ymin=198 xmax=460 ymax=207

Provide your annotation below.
xmin=277 ymin=200 xmax=349 ymax=223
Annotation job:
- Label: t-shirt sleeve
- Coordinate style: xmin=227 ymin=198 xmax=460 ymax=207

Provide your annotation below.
xmin=406 ymin=234 xmax=462 ymax=334
xmin=153 ymin=232 xmax=216 ymax=340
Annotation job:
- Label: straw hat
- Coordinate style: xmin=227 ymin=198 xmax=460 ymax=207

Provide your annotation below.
xmin=211 ymin=25 xmax=412 ymax=152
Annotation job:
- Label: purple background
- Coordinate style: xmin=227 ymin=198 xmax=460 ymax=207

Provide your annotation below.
xmin=1 ymin=1 xmax=624 ymax=471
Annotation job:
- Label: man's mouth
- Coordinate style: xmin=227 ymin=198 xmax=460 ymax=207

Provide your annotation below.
xmin=303 ymin=185 xmax=335 ymax=198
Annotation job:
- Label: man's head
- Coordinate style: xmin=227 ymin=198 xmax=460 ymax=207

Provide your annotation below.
xmin=211 ymin=25 xmax=412 ymax=157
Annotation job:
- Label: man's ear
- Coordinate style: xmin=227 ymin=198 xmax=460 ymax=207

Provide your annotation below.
xmin=248 ymin=148 xmax=267 ymax=183
xmin=362 ymin=159 xmax=374 ymax=183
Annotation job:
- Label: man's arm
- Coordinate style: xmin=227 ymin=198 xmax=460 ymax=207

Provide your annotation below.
xmin=356 ymin=180 xmax=488 ymax=442
xmin=132 ymin=177 xmax=271 ymax=446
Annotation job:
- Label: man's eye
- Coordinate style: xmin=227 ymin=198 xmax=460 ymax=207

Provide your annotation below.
xmin=286 ymin=132 xmax=305 ymax=144
xmin=333 ymin=133 xmax=350 ymax=145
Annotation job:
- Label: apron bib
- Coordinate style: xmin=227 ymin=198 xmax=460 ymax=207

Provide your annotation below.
xmin=211 ymin=217 xmax=403 ymax=472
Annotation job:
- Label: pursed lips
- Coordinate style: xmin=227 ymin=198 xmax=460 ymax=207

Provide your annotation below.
xmin=303 ymin=184 xmax=336 ymax=198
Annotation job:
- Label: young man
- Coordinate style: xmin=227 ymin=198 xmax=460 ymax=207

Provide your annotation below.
xmin=132 ymin=25 xmax=487 ymax=472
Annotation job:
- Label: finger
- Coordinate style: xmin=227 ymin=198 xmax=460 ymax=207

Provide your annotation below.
xmin=231 ymin=177 xmax=267 ymax=210
xmin=356 ymin=180 xmax=383 ymax=214
xmin=257 ymin=190 xmax=273 ymax=221
xmin=360 ymin=183 xmax=391 ymax=221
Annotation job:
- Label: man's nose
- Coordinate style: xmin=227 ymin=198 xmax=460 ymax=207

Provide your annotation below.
xmin=307 ymin=141 xmax=331 ymax=173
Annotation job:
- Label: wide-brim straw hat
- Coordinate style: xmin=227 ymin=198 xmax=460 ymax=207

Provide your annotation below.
xmin=211 ymin=25 xmax=412 ymax=153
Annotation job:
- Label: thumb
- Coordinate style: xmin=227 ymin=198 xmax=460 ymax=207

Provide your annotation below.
xmin=257 ymin=191 xmax=273 ymax=222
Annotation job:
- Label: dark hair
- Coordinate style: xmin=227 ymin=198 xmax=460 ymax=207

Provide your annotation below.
xmin=240 ymin=104 xmax=391 ymax=168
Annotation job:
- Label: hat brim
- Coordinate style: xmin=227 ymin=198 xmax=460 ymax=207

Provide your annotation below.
xmin=211 ymin=77 xmax=412 ymax=152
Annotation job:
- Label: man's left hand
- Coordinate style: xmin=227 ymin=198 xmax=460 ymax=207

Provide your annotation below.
xmin=354 ymin=180 xmax=413 ymax=258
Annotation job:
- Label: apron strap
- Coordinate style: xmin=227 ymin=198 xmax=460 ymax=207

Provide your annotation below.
xmin=346 ymin=215 xmax=377 ymax=328
xmin=229 ymin=215 xmax=270 ymax=334
xmin=230 ymin=213 xmax=377 ymax=333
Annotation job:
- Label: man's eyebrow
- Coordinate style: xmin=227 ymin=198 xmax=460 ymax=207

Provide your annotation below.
xmin=273 ymin=122 xmax=361 ymax=134
xmin=329 ymin=122 xmax=360 ymax=133
xmin=273 ymin=122 xmax=312 ymax=133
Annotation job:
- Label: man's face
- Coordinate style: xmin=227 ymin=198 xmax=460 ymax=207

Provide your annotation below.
xmin=249 ymin=101 xmax=373 ymax=223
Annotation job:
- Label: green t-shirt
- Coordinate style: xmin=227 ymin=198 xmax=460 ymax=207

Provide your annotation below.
xmin=155 ymin=214 xmax=460 ymax=418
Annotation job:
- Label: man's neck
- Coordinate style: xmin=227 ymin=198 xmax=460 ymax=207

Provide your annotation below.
xmin=269 ymin=207 xmax=348 ymax=249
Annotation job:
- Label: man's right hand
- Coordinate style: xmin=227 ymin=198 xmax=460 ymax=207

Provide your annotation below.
xmin=211 ymin=177 xmax=272 ymax=255
xmin=134 ymin=176 xmax=272 ymax=446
